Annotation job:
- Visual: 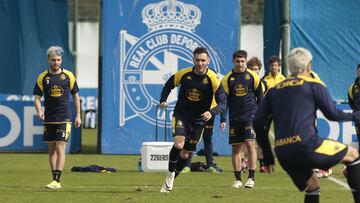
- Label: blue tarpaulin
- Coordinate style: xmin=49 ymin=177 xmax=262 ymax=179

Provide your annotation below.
xmin=263 ymin=0 xmax=281 ymax=72
xmin=290 ymin=0 xmax=360 ymax=100
xmin=264 ymin=0 xmax=360 ymax=100
xmin=0 ymin=0 xmax=72 ymax=94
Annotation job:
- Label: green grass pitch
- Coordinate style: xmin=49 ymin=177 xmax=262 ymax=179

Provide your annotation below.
xmin=0 ymin=129 xmax=354 ymax=202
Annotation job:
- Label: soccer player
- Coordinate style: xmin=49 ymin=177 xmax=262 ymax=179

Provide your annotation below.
xmin=263 ymin=55 xmax=286 ymax=88
xmin=254 ymin=47 xmax=360 ymax=203
xmin=159 ymin=47 xmax=226 ymax=193
xmin=221 ymin=50 xmax=263 ymax=188
xmin=247 ymin=57 xmax=268 ymax=173
xmin=33 ymin=46 xmax=81 ymax=189
xmin=248 ymin=57 xmax=268 ymax=94
xmin=348 ymin=64 xmax=360 ymax=153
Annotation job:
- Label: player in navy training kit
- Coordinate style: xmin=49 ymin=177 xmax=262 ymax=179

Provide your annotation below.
xmin=221 ymin=50 xmax=263 ymax=189
xmin=254 ymin=47 xmax=360 ymax=203
xmin=348 ymin=64 xmax=360 ymax=153
xmin=159 ymin=47 xmax=226 ymax=193
xmin=181 ymin=68 xmax=225 ymax=174
xmin=247 ymin=56 xmax=269 ymax=173
xmin=33 ymin=46 xmax=81 ymax=189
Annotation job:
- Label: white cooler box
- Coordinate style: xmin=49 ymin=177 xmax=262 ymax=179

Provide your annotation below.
xmin=141 ymin=142 xmax=173 ymax=172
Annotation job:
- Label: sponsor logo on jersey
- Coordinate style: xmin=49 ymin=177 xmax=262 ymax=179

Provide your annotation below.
xmin=176 ymin=120 xmax=183 ymax=127
xmin=202 ymin=77 xmax=208 ymax=85
xmin=49 ymin=85 xmax=64 ymax=97
xmin=234 ymin=84 xmax=248 ymax=96
xmin=60 ymin=74 xmax=67 ymax=80
xmin=186 ymin=88 xmax=203 ymax=101
xmin=276 ymin=79 xmax=304 ymax=89
xmin=354 ymin=85 xmax=359 ymax=94
xmin=275 ymin=135 xmax=302 ymax=147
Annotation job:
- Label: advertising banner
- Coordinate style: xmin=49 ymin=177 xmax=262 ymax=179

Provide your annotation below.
xmin=0 ymin=101 xmax=80 ymax=153
xmin=102 ymin=0 xmax=239 ymax=154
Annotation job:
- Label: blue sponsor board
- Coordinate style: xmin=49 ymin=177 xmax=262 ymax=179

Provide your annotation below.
xmin=0 ymin=89 xmax=99 ymax=130
xmin=0 ymin=101 xmax=80 ymax=153
xmin=78 ymin=88 xmax=98 ymax=111
xmin=0 ymin=88 xmax=98 ymax=111
xmin=317 ymin=104 xmax=358 ymax=148
xmin=102 ymin=0 xmax=239 ymax=154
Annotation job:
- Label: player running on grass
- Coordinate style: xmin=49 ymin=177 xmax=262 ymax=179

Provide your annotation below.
xmin=159 ymin=47 xmax=226 ymax=193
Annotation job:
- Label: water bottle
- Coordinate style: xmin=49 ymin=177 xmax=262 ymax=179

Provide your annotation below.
xmin=137 ymin=158 xmax=142 ymax=172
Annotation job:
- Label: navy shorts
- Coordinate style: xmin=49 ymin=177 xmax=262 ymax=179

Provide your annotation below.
xmin=276 ymin=138 xmax=348 ymax=191
xmin=205 ymin=116 xmax=215 ymax=128
xmin=43 ymin=122 xmax=72 ymax=143
xmin=172 ymin=116 xmax=204 ymax=152
xmin=228 ymin=121 xmax=255 ymax=145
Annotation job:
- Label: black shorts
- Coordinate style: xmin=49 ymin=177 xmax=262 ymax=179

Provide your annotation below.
xmin=172 ymin=116 xmax=204 ymax=152
xmin=228 ymin=121 xmax=255 ymax=145
xmin=276 ymin=138 xmax=348 ymax=191
xmin=43 ymin=122 xmax=72 ymax=143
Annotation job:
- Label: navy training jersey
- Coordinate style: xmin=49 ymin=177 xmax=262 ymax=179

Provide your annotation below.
xmin=160 ymin=67 xmax=226 ymax=124
xmin=261 ymin=79 xmax=269 ymax=95
xmin=222 ymin=68 xmax=263 ymax=122
xmin=255 ymin=75 xmax=354 ymax=158
xmin=348 ymin=77 xmax=360 ymax=111
xmin=33 ymin=68 xmax=79 ymax=122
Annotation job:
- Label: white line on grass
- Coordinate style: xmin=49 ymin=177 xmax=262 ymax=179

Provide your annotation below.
xmin=0 ymin=185 xmax=292 ymax=190
xmin=326 ymin=176 xmax=350 ymax=190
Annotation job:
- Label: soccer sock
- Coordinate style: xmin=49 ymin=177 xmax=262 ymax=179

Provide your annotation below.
xmin=259 ymin=159 xmax=264 ymax=167
xmin=203 ymin=128 xmax=214 ymax=166
xmin=345 ymin=157 xmax=360 ymax=202
xmin=234 ymin=171 xmax=241 ymax=181
xmin=185 ymin=153 xmax=192 ymax=168
xmin=248 ymin=169 xmax=255 ymax=180
xmin=175 ymin=157 xmax=188 ymax=178
xmin=52 ymin=170 xmax=62 ymax=182
xmin=169 ymin=146 xmax=181 ymax=173
xmin=52 ymin=170 xmax=56 ymax=180
xmin=304 ymin=187 xmax=320 ymax=203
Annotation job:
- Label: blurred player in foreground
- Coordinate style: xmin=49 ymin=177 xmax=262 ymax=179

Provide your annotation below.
xmin=254 ymin=47 xmax=360 ymax=203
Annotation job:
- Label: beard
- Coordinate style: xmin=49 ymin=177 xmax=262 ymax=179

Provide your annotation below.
xmin=50 ymin=65 xmax=60 ymax=71
xmin=194 ymin=65 xmax=207 ymax=75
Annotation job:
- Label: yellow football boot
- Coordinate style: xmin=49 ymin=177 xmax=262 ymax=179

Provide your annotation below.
xmin=45 ymin=180 xmax=61 ymax=189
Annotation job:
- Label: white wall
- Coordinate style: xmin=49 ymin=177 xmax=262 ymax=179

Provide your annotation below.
xmin=241 ymin=25 xmax=265 ymax=77
xmin=69 ymin=22 xmax=99 ymax=88
xmin=72 ymin=23 xmax=264 ymax=88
